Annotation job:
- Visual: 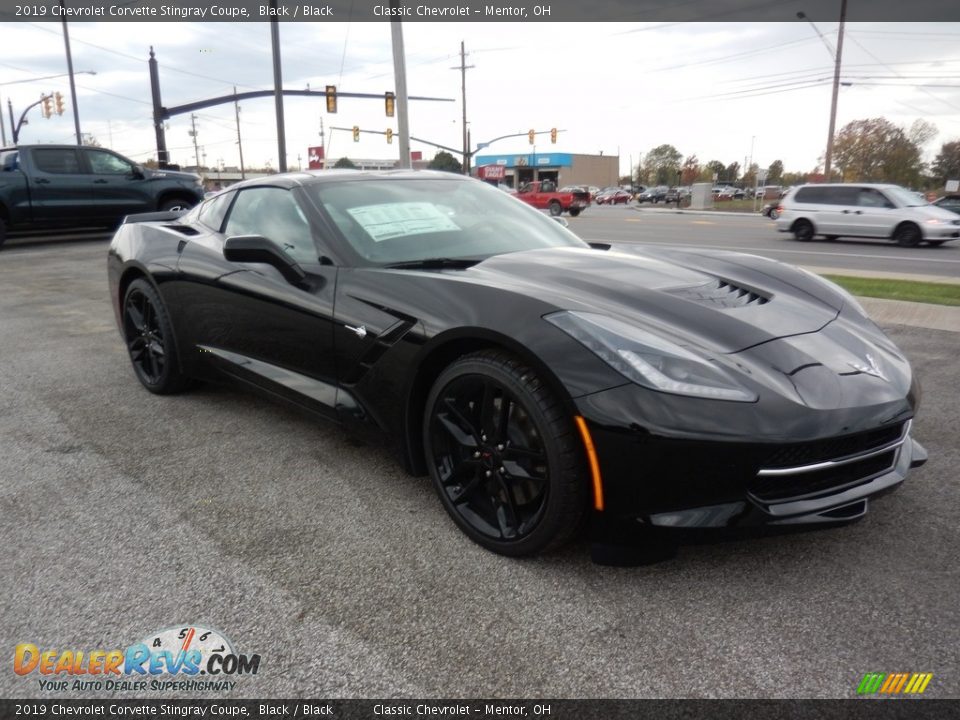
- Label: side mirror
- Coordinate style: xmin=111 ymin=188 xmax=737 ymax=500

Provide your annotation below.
xmin=224 ymin=235 xmax=307 ymax=286
xmin=130 ymin=165 xmax=145 ymax=179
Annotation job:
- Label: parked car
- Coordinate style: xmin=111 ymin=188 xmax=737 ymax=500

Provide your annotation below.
xmin=596 ymin=189 xmax=633 ymax=205
xmin=0 ymin=145 xmax=203 ymax=247
xmin=760 ymin=203 xmax=779 ymax=219
xmin=637 ymin=186 xmax=668 ymax=203
xmin=108 ymin=169 xmax=927 ymax=560
xmin=775 ymin=183 xmax=960 ymax=246
xmin=932 ymin=194 xmax=960 ymax=215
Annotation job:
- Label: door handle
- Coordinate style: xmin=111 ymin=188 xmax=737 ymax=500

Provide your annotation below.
xmin=94 ymin=179 xmax=108 ymax=183
xmin=854 ymin=210 xmax=863 ymax=214
xmin=34 ymin=178 xmax=50 ymax=184
xmin=841 ymin=209 xmax=850 ymax=213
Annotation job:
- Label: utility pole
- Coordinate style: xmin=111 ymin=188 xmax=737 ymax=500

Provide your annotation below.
xmin=233 ymin=87 xmax=245 ymax=179
xmin=451 ymin=41 xmax=474 ymax=175
xmin=270 ymin=5 xmax=287 ymax=173
xmin=824 ymin=0 xmax=847 ymax=180
xmin=189 ymin=113 xmax=200 ymax=171
xmin=319 ymin=117 xmax=325 ymax=169
xmin=390 ymin=9 xmax=411 ymax=169
xmin=59 ymin=1 xmax=81 ymax=145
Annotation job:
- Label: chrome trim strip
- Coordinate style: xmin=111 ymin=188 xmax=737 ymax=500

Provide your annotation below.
xmin=757 ymin=420 xmax=910 ymax=477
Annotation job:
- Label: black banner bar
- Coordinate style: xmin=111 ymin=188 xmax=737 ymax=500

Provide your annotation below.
xmin=2 ymin=699 xmax=959 ymax=720
xmin=1 ymin=0 xmax=959 ymax=22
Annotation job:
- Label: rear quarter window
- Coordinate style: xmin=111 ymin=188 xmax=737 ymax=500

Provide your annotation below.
xmin=793 ymin=186 xmax=859 ymax=205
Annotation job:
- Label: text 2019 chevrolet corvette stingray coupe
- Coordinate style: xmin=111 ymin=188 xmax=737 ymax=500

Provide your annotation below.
xmin=108 ymin=170 xmax=927 ymax=559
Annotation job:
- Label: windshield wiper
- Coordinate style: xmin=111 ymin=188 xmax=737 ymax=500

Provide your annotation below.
xmin=383 ymin=257 xmax=482 ymax=270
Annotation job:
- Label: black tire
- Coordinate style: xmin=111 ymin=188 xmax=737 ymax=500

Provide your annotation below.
xmin=893 ymin=223 xmax=922 ymax=247
xmin=548 ymin=201 xmax=562 ymax=217
xmin=568 ymin=208 xmax=581 ymax=217
xmin=423 ymin=350 xmax=587 ymax=556
xmin=121 ymin=278 xmax=191 ymax=394
xmin=792 ymin=219 xmax=814 ymax=242
xmin=158 ymin=197 xmax=195 ymax=213
xmin=0 ymin=215 xmax=7 ymax=249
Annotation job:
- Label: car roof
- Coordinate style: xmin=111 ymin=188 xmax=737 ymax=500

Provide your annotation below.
xmin=222 ymin=168 xmax=470 ymax=192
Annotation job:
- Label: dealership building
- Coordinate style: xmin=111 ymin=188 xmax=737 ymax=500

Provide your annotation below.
xmin=473 ymin=152 xmax=620 ymax=189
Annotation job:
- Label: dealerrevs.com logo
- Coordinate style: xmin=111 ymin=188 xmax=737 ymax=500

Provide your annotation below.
xmin=857 ymin=672 xmax=934 ymax=695
xmin=14 ymin=625 xmax=260 ymax=693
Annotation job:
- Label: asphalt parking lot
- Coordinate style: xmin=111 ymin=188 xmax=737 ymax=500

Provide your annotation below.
xmin=1 ymin=238 xmax=958 ymax=699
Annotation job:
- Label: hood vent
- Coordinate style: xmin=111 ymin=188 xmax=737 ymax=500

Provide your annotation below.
xmin=668 ymin=278 xmax=770 ymax=309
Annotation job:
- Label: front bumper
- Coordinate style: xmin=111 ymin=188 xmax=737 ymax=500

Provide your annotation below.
xmin=575 ymin=383 xmax=924 ymax=538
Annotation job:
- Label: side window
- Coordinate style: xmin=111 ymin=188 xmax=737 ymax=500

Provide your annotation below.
xmin=32 ymin=148 xmax=82 ymax=174
xmin=197 ymin=191 xmax=234 ymax=232
xmin=86 ymin=149 xmax=134 ymax=175
xmin=794 ymin=186 xmax=824 ymax=204
xmin=857 ymin=188 xmax=890 ymax=208
xmin=224 ymin=187 xmax=317 ymax=264
xmin=828 ymin=187 xmax=859 ymax=205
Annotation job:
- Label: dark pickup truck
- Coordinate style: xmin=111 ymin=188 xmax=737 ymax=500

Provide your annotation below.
xmin=0 ymin=145 xmax=204 ymax=247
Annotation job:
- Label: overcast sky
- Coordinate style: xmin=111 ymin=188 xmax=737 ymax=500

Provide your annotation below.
xmin=2 ymin=21 xmax=959 ymax=178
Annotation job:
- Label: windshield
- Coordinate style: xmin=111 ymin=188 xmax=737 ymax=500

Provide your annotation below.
xmin=885 ymin=186 xmax=928 ymax=207
xmin=305 ymin=176 xmax=587 ymax=265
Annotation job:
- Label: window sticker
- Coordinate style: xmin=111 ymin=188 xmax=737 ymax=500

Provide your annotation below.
xmin=347 ymin=202 xmax=460 ymax=241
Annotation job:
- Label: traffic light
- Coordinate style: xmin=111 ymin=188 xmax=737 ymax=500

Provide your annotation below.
xmin=528 ymin=128 xmax=535 ymax=145
xmin=325 ymin=85 xmax=337 ymax=114
xmin=54 ymin=92 xmax=65 ymax=116
xmin=352 ymin=126 xmax=360 ymax=142
xmin=550 ymin=127 xmax=557 ymax=144
xmin=385 ymin=91 xmax=395 ymax=118
xmin=386 ymin=128 xmax=393 ymax=144
xmin=41 ymin=95 xmax=53 ymax=119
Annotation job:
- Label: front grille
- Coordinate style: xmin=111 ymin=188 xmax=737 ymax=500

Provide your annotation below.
xmin=669 ymin=279 xmax=770 ymax=308
xmin=751 ymin=450 xmax=897 ymax=502
xmin=761 ymin=422 xmax=905 ymax=469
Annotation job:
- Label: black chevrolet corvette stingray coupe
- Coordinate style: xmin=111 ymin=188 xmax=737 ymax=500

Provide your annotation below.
xmin=108 ymin=170 xmax=927 ymax=559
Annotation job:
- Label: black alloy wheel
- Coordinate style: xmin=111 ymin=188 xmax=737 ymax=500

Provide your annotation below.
xmin=122 ymin=278 xmax=190 ymax=394
xmin=793 ymin=219 xmax=814 ymax=242
xmin=424 ymin=351 xmax=586 ymax=556
xmin=894 ymin=223 xmax=922 ymax=247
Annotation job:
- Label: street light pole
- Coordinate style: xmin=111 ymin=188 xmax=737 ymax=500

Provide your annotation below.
xmin=823 ymin=0 xmax=847 ymax=180
xmin=390 ymin=7 xmax=411 ymax=169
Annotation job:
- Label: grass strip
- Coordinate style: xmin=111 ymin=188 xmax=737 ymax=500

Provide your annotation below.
xmin=823 ymin=275 xmax=960 ymax=307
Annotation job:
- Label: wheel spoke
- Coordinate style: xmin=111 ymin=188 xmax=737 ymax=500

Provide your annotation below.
xmin=437 ymin=408 xmax=479 ymax=450
xmin=147 ymin=345 xmax=160 ymax=379
xmin=479 ymin=380 xmax=496 ymax=438
xmin=502 ymin=445 xmax=544 ymax=462
xmin=495 ymin=394 xmax=512 ymax=443
xmin=448 ymin=467 xmax=484 ymax=504
xmin=126 ymin=301 xmax=145 ymax=333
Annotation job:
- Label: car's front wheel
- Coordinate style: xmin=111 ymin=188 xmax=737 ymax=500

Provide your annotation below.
xmin=424 ymin=350 xmax=587 ymax=556
xmin=894 ymin=223 xmax=922 ymax=247
xmin=159 ymin=197 xmax=195 ymax=213
xmin=548 ymin=201 xmax=562 ymax=216
xmin=122 ymin=278 xmax=191 ymax=394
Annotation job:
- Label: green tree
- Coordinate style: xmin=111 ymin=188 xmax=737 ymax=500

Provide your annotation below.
xmin=724 ymin=161 xmax=740 ymax=183
xmin=644 ymin=144 xmax=683 ymax=185
xmin=767 ymin=159 xmax=784 ymax=183
xmin=704 ymin=160 xmax=725 ymax=182
xmin=832 ymin=117 xmax=930 ymax=186
xmin=334 ymin=157 xmax=357 ymax=169
xmin=931 ymin=140 xmax=960 ymax=185
xmin=428 ymin=150 xmax=462 ymax=173
xmin=741 ymin=163 xmax=759 ymax=188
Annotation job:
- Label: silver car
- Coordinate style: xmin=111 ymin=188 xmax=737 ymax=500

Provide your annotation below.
xmin=775 ymin=183 xmax=960 ymax=247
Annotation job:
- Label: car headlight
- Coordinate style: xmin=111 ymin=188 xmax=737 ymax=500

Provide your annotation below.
xmin=545 ymin=311 xmax=757 ymax=402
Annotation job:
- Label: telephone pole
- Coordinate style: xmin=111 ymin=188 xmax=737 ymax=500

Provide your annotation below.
xmin=233 ymin=87 xmax=245 ymax=179
xmin=189 ymin=113 xmax=200 ymax=171
xmin=319 ymin=117 xmax=326 ymax=169
xmin=823 ymin=0 xmax=847 ymax=180
xmin=451 ymin=41 xmax=474 ymax=175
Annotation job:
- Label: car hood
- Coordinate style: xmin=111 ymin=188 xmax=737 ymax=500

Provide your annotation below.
xmin=463 ymin=246 xmax=840 ymax=354
xmin=907 ymin=204 xmax=960 ymax=222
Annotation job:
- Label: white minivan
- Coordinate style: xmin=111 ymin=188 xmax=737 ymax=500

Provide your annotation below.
xmin=775 ymin=183 xmax=960 ymax=247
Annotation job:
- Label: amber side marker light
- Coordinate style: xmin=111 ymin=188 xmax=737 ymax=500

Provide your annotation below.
xmin=574 ymin=415 xmax=605 ymax=511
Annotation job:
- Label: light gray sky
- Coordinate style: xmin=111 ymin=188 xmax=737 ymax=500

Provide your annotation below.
xmin=2 ymin=21 xmax=959 ymax=177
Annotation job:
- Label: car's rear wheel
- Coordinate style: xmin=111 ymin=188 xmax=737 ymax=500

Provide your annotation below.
xmin=792 ymin=219 xmax=814 ymax=242
xmin=424 ymin=351 xmax=586 ymax=556
xmin=894 ymin=223 xmax=922 ymax=247
xmin=548 ymin=201 xmax=562 ymax=216
xmin=122 ymin=278 xmax=191 ymax=394
xmin=568 ymin=208 xmax=581 ymax=217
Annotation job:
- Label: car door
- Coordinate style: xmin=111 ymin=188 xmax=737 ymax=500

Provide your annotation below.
xmin=83 ymin=148 xmax=155 ymax=219
xmin=814 ymin=186 xmax=859 ymax=236
xmin=25 ymin=147 xmax=95 ymax=222
xmin=843 ymin=187 xmax=896 ymax=238
xmin=176 ymin=185 xmax=339 ymax=418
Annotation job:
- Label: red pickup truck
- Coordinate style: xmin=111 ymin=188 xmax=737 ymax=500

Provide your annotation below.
xmin=514 ymin=180 xmax=590 ymax=217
